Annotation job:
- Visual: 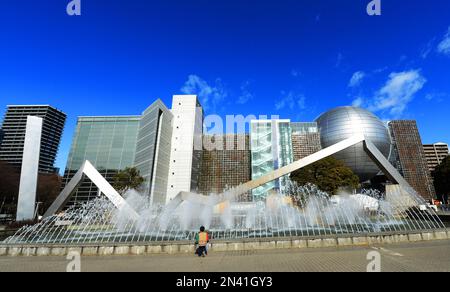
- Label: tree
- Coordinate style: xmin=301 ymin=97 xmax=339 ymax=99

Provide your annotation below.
xmin=113 ymin=167 xmax=144 ymax=195
xmin=290 ymin=157 xmax=360 ymax=196
xmin=432 ymin=156 xmax=450 ymax=204
xmin=0 ymin=160 xmax=20 ymax=214
xmin=0 ymin=160 xmax=62 ymax=217
xmin=37 ymin=173 xmax=62 ymax=215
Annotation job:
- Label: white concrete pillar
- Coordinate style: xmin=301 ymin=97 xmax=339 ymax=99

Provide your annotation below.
xmin=16 ymin=116 xmax=43 ymax=221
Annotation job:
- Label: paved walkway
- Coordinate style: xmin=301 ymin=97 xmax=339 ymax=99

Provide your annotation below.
xmin=1 ymin=240 xmax=449 ymax=272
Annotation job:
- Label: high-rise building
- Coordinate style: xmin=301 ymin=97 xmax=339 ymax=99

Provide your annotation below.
xmin=250 ymin=120 xmax=293 ymax=200
xmin=290 ymin=122 xmax=322 ymax=161
xmin=63 ymin=116 xmax=140 ymax=204
xmin=388 ymin=121 xmax=435 ymax=200
xmin=0 ymin=105 xmax=66 ymax=173
xmin=134 ymin=100 xmax=173 ymax=205
xmin=63 ymin=96 xmax=205 ymax=207
xmin=166 ymin=95 xmax=204 ymax=203
xmin=0 ymin=128 xmax=4 ymax=145
xmin=423 ymin=143 xmax=449 ymax=173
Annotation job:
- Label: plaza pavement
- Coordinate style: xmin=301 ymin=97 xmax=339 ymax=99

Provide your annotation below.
xmin=0 ymin=239 xmax=449 ymax=272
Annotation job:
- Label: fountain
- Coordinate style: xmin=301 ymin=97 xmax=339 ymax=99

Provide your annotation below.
xmin=2 ymin=134 xmax=446 ymax=246
xmin=3 ymin=182 xmax=445 ymax=245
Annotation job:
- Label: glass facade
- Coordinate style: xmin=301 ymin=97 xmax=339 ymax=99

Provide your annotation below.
xmin=291 ymin=122 xmax=319 ymax=134
xmin=134 ymin=100 xmax=173 ymax=205
xmin=63 ymin=116 xmax=140 ymax=205
xmin=250 ymin=120 xmax=293 ymax=201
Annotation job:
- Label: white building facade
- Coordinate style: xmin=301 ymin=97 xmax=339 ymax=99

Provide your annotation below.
xmin=165 ymin=95 xmax=204 ymax=204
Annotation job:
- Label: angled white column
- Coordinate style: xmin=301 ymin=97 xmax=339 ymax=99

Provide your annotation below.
xmin=16 ymin=116 xmax=43 ymax=221
xmin=43 ymin=160 xmax=140 ymax=220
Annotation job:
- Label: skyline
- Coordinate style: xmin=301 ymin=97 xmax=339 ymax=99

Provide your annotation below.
xmin=0 ymin=0 xmax=449 ymax=173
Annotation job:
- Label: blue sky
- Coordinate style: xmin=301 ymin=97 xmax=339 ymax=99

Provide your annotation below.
xmin=0 ymin=0 xmax=450 ymax=173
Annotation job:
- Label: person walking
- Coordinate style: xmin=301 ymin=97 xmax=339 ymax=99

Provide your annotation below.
xmin=195 ymin=226 xmax=209 ymax=257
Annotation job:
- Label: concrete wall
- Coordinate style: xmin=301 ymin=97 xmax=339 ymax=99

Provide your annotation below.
xmin=1 ymin=230 xmax=447 ymax=257
xmin=166 ymin=95 xmax=203 ymax=203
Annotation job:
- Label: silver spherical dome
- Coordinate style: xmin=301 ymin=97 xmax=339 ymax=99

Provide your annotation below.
xmin=315 ymin=106 xmax=391 ymax=182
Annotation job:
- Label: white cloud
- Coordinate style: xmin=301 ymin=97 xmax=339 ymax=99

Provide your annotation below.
xmin=421 ymin=39 xmax=435 ymax=59
xmin=348 ymin=71 xmax=366 ymax=88
xmin=237 ymin=81 xmax=254 ymax=105
xmin=275 ymin=91 xmax=307 ymax=111
xmin=437 ymin=27 xmax=450 ymax=56
xmin=181 ymin=75 xmax=227 ymax=111
xmin=367 ymin=70 xmax=426 ymax=117
xmin=352 ymin=97 xmax=364 ymax=107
